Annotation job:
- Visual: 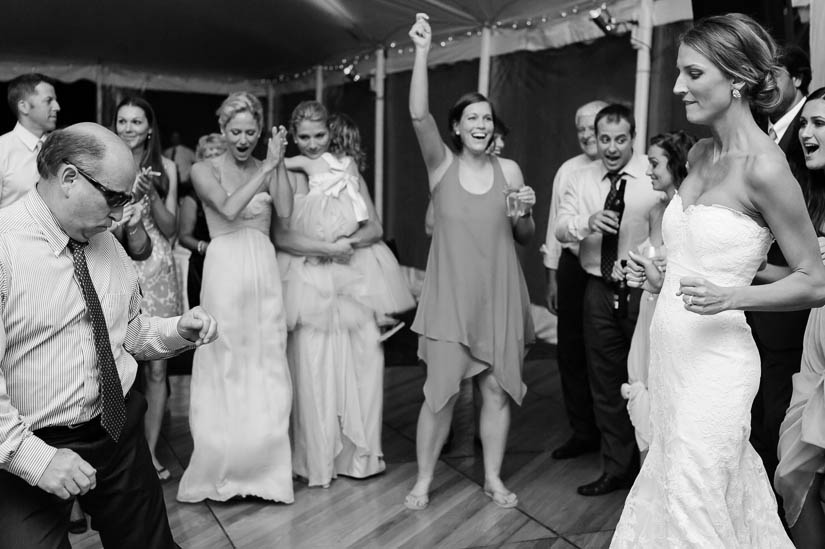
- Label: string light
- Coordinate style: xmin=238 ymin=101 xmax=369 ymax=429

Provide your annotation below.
xmin=270 ymin=0 xmax=614 ymax=85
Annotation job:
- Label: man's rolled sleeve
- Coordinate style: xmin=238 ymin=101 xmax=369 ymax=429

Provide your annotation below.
xmin=124 ymin=278 xmax=193 ymax=360
xmin=554 ymin=177 xmax=593 ymax=243
xmin=541 ymin=242 xmax=561 ymax=269
xmin=158 ymin=316 xmax=192 ymax=350
xmin=126 ymin=313 xmax=193 ymax=361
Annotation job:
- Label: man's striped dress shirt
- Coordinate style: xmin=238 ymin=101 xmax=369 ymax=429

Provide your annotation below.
xmin=0 ymin=190 xmax=191 ymax=485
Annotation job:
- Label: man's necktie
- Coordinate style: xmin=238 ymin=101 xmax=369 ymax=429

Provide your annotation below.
xmin=68 ymin=239 xmax=126 ymax=441
xmin=768 ymin=125 xmax=778 ymax=143
xmin=600 ymin=172 xmax=626 ymax=281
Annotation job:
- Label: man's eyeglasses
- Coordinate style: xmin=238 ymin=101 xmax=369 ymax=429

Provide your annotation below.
xmin=62 ymin=158 xmax=133 ymax=208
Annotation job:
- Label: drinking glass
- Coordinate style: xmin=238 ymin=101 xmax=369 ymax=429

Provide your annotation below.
xmin=504 ymin=189 xmax=525 ymax=217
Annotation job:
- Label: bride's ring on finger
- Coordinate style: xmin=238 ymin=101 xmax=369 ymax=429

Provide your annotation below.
xmin=686 ymin=295 xmax=694 ymax=306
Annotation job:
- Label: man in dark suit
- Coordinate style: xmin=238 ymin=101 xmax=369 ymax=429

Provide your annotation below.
xmin=749 ymin=45 xmax=812 ymax=485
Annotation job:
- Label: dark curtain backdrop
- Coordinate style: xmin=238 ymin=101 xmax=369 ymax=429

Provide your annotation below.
xmin=648 ymin=20 xmax=711 ymax=141
xmin=490 ymin=35 xmax=636 ymax=301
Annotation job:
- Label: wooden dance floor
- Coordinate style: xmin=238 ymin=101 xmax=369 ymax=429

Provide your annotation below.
xmin=69 ymin=344 xmax=625 ymax=548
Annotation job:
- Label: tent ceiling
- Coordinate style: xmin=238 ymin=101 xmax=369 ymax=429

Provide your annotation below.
xmin=1 ymin=0 xmax=605 ymax=80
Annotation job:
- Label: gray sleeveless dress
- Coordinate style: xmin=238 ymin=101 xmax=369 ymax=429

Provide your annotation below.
xmin=412 ymin=154 xmax=534 ymax=411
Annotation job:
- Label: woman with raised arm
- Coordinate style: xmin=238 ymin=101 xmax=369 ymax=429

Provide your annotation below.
xmin=404 ymin=14 xmax=535 ymax=510
xmin=177 ymin=92 xmax=294 ymax=503
xmin=610 ymin=14 xmax=825 ymax=548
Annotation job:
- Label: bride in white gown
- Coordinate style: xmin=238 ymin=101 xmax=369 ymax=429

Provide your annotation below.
xmin=611 ymin=14 xmax=825 ymax=548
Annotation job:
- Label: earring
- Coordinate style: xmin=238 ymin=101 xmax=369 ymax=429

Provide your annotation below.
xmin=732 ymin=89 xmax=741 ymax=99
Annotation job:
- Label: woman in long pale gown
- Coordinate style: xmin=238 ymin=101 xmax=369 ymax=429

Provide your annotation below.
xmin=775 ymin=87 xmax=825 ymax=548
xmin=177 ymin=92 xmax=295 ymax=503
xmin=611 ymin=14 xmax=825 ymax=548
xmin=273 ymin=101 xmax=386 ymax=488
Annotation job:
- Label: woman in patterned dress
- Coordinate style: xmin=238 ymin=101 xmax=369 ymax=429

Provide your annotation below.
xmin=114 ymin=96 xmax=181 ymax=479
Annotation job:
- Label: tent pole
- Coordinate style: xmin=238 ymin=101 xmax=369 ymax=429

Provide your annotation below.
xmin=373 ymin=46 xmax=386 ymax=222
xmin=95 ymin=64 xmax=103 ymax=124
xmin=633 ymin=0 xmax=654 ymax=152
xmin=266 ymin=81 xmax=276 ymax=130
xmin=315 ymin=66 xmax=323 ymax=103
xmin=478 ymin=26 xmax=492 ymax=95
xmin=812 ymin=0 xmax=824 ymax=90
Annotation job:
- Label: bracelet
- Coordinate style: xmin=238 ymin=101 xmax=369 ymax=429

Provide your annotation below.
xmin=520 ymin=210 xmax=532 ymax=219
xmin=127 ymin=225 xmax=141 ymax=235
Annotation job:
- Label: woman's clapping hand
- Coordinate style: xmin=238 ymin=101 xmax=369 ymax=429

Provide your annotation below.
xmin=131 ymin=166 xmax=159 ymax=200
xmin=121 ymin=202 xmax=143 ymax=227
xmin=264 ymin=125 xmax=288 ymax=172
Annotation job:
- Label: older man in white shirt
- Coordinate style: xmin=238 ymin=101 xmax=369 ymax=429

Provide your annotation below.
xmin=0 ymin=74 xmax=61 ymax=209
xmin=542 ymin=100 xmax=606 ymax=461
xmin=555 ymin=104 xmax=660 ymax=496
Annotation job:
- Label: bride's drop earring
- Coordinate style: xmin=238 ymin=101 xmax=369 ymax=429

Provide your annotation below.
xmin=732 ymin=88 xmax=741 ymax=99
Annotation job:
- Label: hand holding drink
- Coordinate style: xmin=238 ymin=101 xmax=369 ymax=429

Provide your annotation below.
xmin=504 ymin=185 xmax=535 ymax=217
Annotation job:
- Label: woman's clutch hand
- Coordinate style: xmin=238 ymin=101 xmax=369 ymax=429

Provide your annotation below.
xmin=327 ymin=238 xmax=354 ymax=264
xmin=611 ymin=260 xmax=626 ymax=283
xmin=626 ymin=250 xmax=665 ymax=293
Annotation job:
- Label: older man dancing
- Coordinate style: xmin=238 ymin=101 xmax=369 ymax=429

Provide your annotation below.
xmin=0 ymin=123 xmax=217 ymax=549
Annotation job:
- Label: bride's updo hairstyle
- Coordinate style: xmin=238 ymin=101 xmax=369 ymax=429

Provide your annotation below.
xmin=681 ymin=13 xmax=782 ymax=114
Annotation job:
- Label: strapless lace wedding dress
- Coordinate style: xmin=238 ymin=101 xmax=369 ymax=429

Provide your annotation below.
xmin=611 ymin=194 xmax=793 ymax=548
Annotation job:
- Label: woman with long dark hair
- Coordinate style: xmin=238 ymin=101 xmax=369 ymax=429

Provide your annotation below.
xmin=114 ymin=96 xmax=180 ymax=480
xmin=620 ymin=131 xmax=696 ymax=452
xmin=775 ymin=86 xmax=825 ymax=549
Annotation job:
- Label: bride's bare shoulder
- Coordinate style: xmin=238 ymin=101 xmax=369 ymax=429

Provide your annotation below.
xmin=744 ymin=145 xmax=795 ymax=195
